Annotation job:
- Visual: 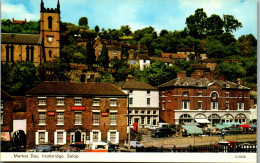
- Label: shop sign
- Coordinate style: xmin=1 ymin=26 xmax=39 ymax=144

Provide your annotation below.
xmin=71 ymin=106 xmax=86 ymax=111
xmin=101 ymin=112 xmax=109 ymax=117
xmin=48 ymin=112 xmax=55 ymax=116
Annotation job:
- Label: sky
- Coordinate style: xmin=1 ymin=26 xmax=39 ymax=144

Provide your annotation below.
xmin=1 ymin=0 xmax=258 ymax=39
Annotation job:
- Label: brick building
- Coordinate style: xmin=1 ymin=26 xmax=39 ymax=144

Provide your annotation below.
xmin=157 ymin=72 xmax=252 ymax=125
xmin=25 ymin=81 xmax=127 ymax=149
xmin=1 ymin=0 xmax=61 ymax=65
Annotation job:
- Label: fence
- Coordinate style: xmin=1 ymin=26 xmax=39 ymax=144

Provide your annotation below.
xmin=136 ymin=144 xmax=257 ymax=153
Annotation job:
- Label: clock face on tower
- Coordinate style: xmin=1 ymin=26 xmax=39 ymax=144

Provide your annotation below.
xmin=48 ymin=37 xmax=53 ymax=42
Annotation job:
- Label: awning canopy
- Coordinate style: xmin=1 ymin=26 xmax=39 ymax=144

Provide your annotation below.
xmin=215 ymin=122 xmax=241 ymax=129
xmin=195 ymin=119 xmax=210 ymax=123
xmin=183 ymin=122 xmax=199 ymax=126
xmin=182 ymin=125 xmax=203 ymax=135
xmin=250 ymin=125 xmax=257 ymax=128
xmin=239 ymin=124 xmax=251 ymax=128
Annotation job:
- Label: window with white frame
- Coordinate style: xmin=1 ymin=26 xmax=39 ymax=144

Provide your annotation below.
xmin=57 ymin=132 xmax=63 ymax=144
xmin=182 ymin=101 xmax=190 ymax=110
xmin=226 ymin=101 xmax=230 ymax=110
xmin=135 ymin=110 xmax=138 ymax=114
xmin=109 ymin=132 xmax=116 ymax=144
xmin=75 ymin=112 xmax=82 ymax=124
xmin=147 ymin=111 xmax=151 ymax=114
xmin=98 ymin=49 xmax=102 ymax=55
xmin=38 ymin=97 xmax=47 ymax=106
xmin=162 ymin=102 xmax=165 ymax=110
xmin=198 ymin=91 xmax=202 ymax=96
xmin=237 ymin=102 xmax=244 ymax=110
xmin=211 ymin=93 xmax=218 ymax=100
xmin=39 ymin=132 xmax=46 ymax=144
xmin=211 ymin=102 xmax=218 ymax=110
xmin=129 ymin=90 xmax=133 ymax=94
xmin=147 ymin=90 xmax=150 ymax=95
xmin=129 ymin=98 xmax=133 ymax=105
xmin=56 ymin=97 xmax=65 ymax=106
xmin=147 ymin=98 xmax=150 ymax=105
xmin=93 ymin=132 xmax=99 ymax=142
xmin=57 ymin=112 xmax=64 ymax=125
xmin=93 ymin=112 xmax=99 ymax=125
xmin=110 ymin=112 xmax=117 ymax=125
xmin=226 ymin=92 xmax=230 ymax=97
xmin=198 ymin=101 xmax=202 ymax=110
xmin=93 ymin=98 xmax=100 ymax=106
xmin=183 ymin=92 xmax=189 ymax=97
xmin=162 ymin=91 xmax=165 ymax=96
xmin=74 ymin=97 xmax=82 ymax=106
xmin=238 ymin=94 xmax=243 ymax=98
xmin=110 ymin=99 xmax=117 ymax=107
xmin=1 ymin=111 xmax=3 ymax=124
xmin=153 ymin=111 xmax=157 ymax=114
xmin=38 ymin=112 xmax=46 ymax=125
xmin=147 ymin=117 xmax=150 ymax=124
xmin=141 ymin=117 xmax=145 ymax=124
xmin=141 ymin=110 xmax=145 ymax=114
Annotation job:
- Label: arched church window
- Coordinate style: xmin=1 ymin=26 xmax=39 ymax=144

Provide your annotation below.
xmin=26 ymin=46 xmax=30 ymax=61
xmin=10 ymin=45 xmax=14 ymax=62
xmin=31 ymin=46 xmax=34 ymax=62
xmin=49 ymin=50 xmax=52 ymax=58
xmin=48 ymin=16 xmax=53 ymax=29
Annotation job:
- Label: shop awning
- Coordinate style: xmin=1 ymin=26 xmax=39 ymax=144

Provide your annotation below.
xmin=250 ymin=125 xmax=257 ymax=128
xmin=195 ymin=119 xmax=210 ymax=123
xmin=183 ymin=122 xmax=199 ymax=126
xmin=182 ymin=125 xmax=203 ymax=135
xmin=239 ymin=124 xmax=251 ymax=128
xmin=1 ymin=132 xmax=10 ymax=141
xmin=215 ymin=122 xmax=241 ymax=129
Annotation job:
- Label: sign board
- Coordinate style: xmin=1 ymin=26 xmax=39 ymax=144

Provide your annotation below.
xmin=71 ymin=106 xmax=86 ymax=111
xmin=101 ymin=112 xmax=109 ymax=117
xmin=48 ymin=112 xmax=55 ymax=116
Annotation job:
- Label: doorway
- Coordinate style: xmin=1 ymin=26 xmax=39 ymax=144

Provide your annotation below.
xmin=75 ymin=131 xmax=81 ymax=144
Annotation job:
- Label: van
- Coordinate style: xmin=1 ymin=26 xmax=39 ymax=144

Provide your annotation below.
xmin=85 ymin=142 xmax=109 ymax=152
xmin=151 ymin=127 xmax=173 ymax=138
xmin=124 ymin=141 xmax=144 ymax=149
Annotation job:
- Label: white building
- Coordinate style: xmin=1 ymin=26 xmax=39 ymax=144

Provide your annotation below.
xmin=137 ymin=54 xmax=150 ymax=70
xmin=115 ymin=77 xmax=159 ymax=129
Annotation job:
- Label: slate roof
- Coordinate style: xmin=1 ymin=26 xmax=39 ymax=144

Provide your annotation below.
xmin=26 ymin=81 xmax=127 ymax=96
xmin=115 ymin=81 xmax=157 ymax=90
xmin=1 ymin=33 xmax=41 ymax=45
xmin=157 ymin=77 xmax=250 ymax=90
xmin=1 ymin=90 xmax=12 ymax=100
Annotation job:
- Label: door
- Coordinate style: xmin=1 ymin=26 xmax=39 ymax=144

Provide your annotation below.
xmin=75 ymin=131 xmax=81 ymax=144
xmin=153 ymin=119 xmax=157 ymax=126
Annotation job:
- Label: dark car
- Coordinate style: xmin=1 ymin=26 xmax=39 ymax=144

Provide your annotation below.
xmin=151 ymin=127 xmax=173 ymax=138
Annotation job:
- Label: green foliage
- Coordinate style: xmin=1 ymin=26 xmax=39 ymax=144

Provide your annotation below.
xmin=216 ymin=63 xmax=246 ymax=82
xmin=120 ymin=25 xmax=132 ymax=36
xmin=98 ymin=45 xmax=109 ymax=68
xmin=85 ymin=40 xmax=96 ymax=67
xmin=98 ymin=71 xmax=115 ymax=83
xmin=1 ymin=62 xmax=41 ymax=95
xmin=1 ymin=19 xmax=40 ymax=34
xmin=78 ymin=17 xmax=88 ymax=26
xmin=110 ymin=58 xmax=129 ymax=82
xmin=95 ymin=25 xmax=100 ymax=33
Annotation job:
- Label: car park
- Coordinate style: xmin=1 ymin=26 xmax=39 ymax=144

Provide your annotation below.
xmin=151 ymin=127 xmax=173 ymax=138
xmin=124 ymin=141 xmax=144 ymax=149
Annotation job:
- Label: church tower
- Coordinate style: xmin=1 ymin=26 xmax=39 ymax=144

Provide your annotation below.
xmin=40 ymin=0 xmax=61 ymax=62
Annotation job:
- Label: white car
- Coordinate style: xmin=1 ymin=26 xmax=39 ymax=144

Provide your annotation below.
xmin=124 ymin=141 xmax=144 ymax=149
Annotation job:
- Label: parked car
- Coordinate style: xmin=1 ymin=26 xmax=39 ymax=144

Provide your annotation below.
xmin=148 ymin=125 xmax=157 ymax=131
xmin=85 ymin=142 xmax=109 ymax=152
xmin=151 ymin=127 xmax=173 ymax=138
xmin=124 ymin=141 xmax=144 ymax=149
xmin=65 ymin=147 xmax=80 ymax=152
xmin=35 ymin=145 xmax=52 ymax=152
xmin=162 ymin=124 xmax=177 ymax=134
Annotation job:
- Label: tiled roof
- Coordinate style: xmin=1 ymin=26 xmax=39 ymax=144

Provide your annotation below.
xmin=1 ymin=33 xmax=41 ymax=44
xmin=151 ymin=57 xmax=175 ymax=63
xmin=157 ymin=77 xmax=250 ymax=90
xmin=115 ymin=81 xmax=157 ymax=90
xmin=26 ymin=81 xmax=127 ymax=96
xmin=161 ymin=53 xmax=188 ymax=59
xmin=191 ymin=64 xmax=210 ymax=71
xmin=178 ymin=48 xmax=194 ymax=52
xmin=202 ymin=58 xmax=217 ymax=62
xmin=137 ymin=54 xmax=150 ymax=60
xmin=12 ymin=96 xmax=26 ymax=112
xmin=1 ymin=90 xmax=12 ymax=100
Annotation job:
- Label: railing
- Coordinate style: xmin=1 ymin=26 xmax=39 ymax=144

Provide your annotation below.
xmin=136 ymin=144 xmax=257 ymax=153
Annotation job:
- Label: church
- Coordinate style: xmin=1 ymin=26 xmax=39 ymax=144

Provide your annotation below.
xmin=1 ymin=0 xmax=61 ymax=65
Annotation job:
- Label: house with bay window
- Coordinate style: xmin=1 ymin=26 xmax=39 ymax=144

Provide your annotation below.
xmin=157 ymin=71 xmax=252 ymax=125
xmin=26 ymin=81 xmax=127 ymax=149
xmin=115 ymin=77 xmax=159 ymax=130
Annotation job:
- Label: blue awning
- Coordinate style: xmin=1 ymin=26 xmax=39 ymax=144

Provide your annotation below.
xmin=215 ymin=122 xmax=241 ymax=129
xmin=182 ymin=125 xmax=203 ymax=135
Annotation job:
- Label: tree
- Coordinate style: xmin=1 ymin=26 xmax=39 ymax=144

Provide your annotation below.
xmin=206 ymin=14 xmax=224 ymax=36
xmin=238 ymin=34 xmax=257 ymax=56
xmin=110 ymin=58 xmax=129 ymax=82
xmin=185 ymin=8 xmax=207 ymax=39
xmin=1 ymin=62 xmax=41 ymax=95
xmin=223 ymin=15 xmax=242 ymax=33
xmin=78 ymin=17 xmax=88 ymax=26
xmin=159 ymin=29 xmax=169 ymax=37
xmin=85 ymin=40 xmax=96 ymax=67
xmin=216 ymin=63 xmax=246 ymax=82
xmin=98 ymin=45 xmax=109 ymax=68
xmin=95 ymin=25 xmax=100 ymax=33
xmin=120 ymin=25 xmax=132 ymax=36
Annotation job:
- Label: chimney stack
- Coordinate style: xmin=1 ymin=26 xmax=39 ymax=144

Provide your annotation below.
xmin=177 ymin=71 xmax=186 ymax=78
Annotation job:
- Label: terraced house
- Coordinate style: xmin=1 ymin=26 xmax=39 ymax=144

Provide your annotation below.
xmin=157 ymin=71 xmax=251 ymax=125
xmin=26 ymin=81 xmax=127 ymax=149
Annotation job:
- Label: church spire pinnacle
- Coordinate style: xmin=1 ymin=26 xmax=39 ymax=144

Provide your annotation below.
xmin=57 ymin=0 xmax=60 ymax=12
xmin=41 ymin=0 xmax=44 ymax=12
